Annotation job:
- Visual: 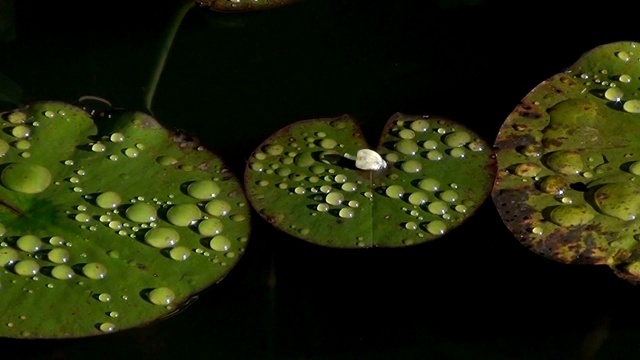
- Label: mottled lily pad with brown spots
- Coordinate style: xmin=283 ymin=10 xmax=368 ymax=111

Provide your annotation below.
xmin=0 ymin=101 xmax=250 ymax=338
xmin=245 ymin=113 xmax=495 ymax=248
xmin=492 ymin=41 xmax=640 ymax=283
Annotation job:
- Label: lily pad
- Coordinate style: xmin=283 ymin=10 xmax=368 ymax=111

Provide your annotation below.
xmin=0 ymin=101 xmax=250 ymax=338
xmin=492 ymin=41 xmax=640 ymax=283
xmin=195 ymin=0 xmax=299 ymax=12
xmin=245 ymin=113 xmax=495 ymax=248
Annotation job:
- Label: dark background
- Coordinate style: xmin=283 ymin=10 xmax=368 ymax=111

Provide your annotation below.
xmin=1 ymin=0 xmax=639 ymax=359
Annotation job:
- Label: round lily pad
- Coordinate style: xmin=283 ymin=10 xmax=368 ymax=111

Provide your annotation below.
xmin=0 ymin=101 xmax=250 ymax=338
xmin=492 ymin=41 xmax=640 ymax=283
xmin=245 ymin=113 xmax=495 ymax=248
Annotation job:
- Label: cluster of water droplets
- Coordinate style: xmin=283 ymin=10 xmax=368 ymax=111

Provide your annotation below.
xmin=0 ymin=105 xmax=249 ymax=336
xmin=248 ymin=116 xmax=488 ymax=246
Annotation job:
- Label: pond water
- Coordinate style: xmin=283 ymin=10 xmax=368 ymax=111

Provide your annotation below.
xmin=1 ymin=0 xmax=640 ymax=358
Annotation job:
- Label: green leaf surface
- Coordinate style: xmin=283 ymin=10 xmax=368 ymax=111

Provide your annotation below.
xmin=492 ymin=41 xmax=640 ymax=283
xmin=194 ymin=0 xmax=299 ymax=12
xmin=0 ymin=101 xmax=250 ymax=338
xmin=245 ymin=113 xmax=495 ymax=248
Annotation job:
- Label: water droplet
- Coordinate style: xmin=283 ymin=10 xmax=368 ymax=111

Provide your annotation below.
xmin=98 ymin=293 xmax=112 ymax=302
xmin=91 ymin=142 xmax=106 ymax=152
xmin=450 ymin=147 xmax=466 ymax=158
xmin=148 ymin=287 xmax=176 ymax=305
xmin=205 ymin=200 xmax=231 ymax=217
xmin=109 ymin=221 xmax=123 ymax=230
xmin=426 ymin=150 xmax=443 ymax=161
xmin=514 ymin=163 xmax=542 ymax=177
xmin=444 ymin=131 xmax=471 ymax=147
xmin=385 ymin=185 xmax=404 ymax=199
xmin=14 ymin=259 xmax=40 ymax=276
xmin=187 ymin=180 xmax=220 ymax=200
xmin=325 ymin=191 xmax=345 ymax=206
xmin=439 ymin=190 xmax=459 ymax=202
xmin=320 ymin=138 xmax=337 ymax=149
xmin=544 ymin=150 xmax=584 ymax=175
xmin=109 ymin=155 xmax=119 ymax=161
xmin=619 ymin=74 xmax=632 ymax=83
xmin=156 ymin=156 xmax=178 ymax=166
xmin=605 ymin=87 xmax=624 ymax=101
xmin=427 ymin=201 xmax=449 ymax=215
xmin=425 ymin=220 xmax=447 ymax=235
xmin=1 ymin=163 xmax=52 ymax=194
xmin=531 ymin=226 xmax=543 ymax=235
xmin=348 ymin=200 xmax=359 ymax=208
xmin=0 ymin=247 xmax=19 ymax=266
xmin=210 ymin=235 xmax=231 ymax=251
xmin=408 ymin=192 xmax=429 ymax=206
xmin=595 ymin=182 xmax=640 ymax=220
xmin=338 ymin=208 xmax=355 ymax=219
xmin=49 ymin=236 xmax=65 ymax=246
xmin=51 ymin=264 xmax=74 ymax=280
xmin=394 ymin=139 xmax=419 ymax=156
xmin=14 ymin=139 xmax=30 ymax=150
xmin=125 ymin=203 xmax=157 ymax=223
xmin=617 ymin=51 xmax=631 ymax=61
xmin=82 ymin=262 xmax=107 ymax=279
xmin=170 ymin=246 xmax=191 ymax=261
xmin=196 ymin=218 xmax=223 ymax=236
xmin=454 ymin=204 xmax=467 ymax=213
xmin=316 ymin=203 xmax=329 ymax=212
xmin=418 ymin=178 xmax=440 ymax=192
xmin=405 ymin=221 xmax=418 ymax=230
xmin=550 ymin=205 xmax=594 ymax=227
xmin=398 ymin=129 xmax=415 ymax=139
xmin=538 ymin=176 xmax=567 ymax=195
xmin=109 ymin=311 xmax=119 ymax=318
xmin=47 ymin=248 xmax=70 ymax=264
xmin=16 ymin=235 xmax=42 ymax=253
xmin=624 ymin=99 xmax=640 ymax=113
xmin=341 ymin=182 xmax=357 ymax=192
xmin=75 ymin=213 xmax=91 ymax=223
xmin=92 ymin=191 xmax=121 ymax=210
xmin=145 ymin=227 xmax=180 ymax=248
xmin=167 ymin=204 xmax=201 ymax=227
xmin=320 ymin=185 xmax=332 ymax=193
xmin=124 ymin=147 xmax=139 ymax=158
xmin=410 ymin=119 xmax=429 ymax=132
xmin=110 ymin=132 xmax=125 ymax=142
xmin=11 ymin=125 xmax=30 ymax=138
xmin=99 ymin=322 xmax=116 ymax=333
xmin=8 ymin=111 xmax=26 ymax=124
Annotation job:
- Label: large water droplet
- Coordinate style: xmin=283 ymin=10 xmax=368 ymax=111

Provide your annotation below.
xmin=187 ymin=180 xmax=220 ymax=200
xmin=96 ymin=191 xmax=122 ymax=209
xmin=125 ymin=203 xmax=157 ymax=223
xmin=408 ymin=192 xmax=429 ymax=206
xmin=605 ymin=87 xmax=624 ymax=101
xmin=210 ymin=235 xmax=231 ymax=251
xmin=394 ymin=139 xmax=419 ymax=156
xmin=156 ymin=156 xmax=178 ymax=166
xmin=145 ymin=227 xmax=180 ymax=248
xmin=444 ymin=131 xmax=471 ymax=147
xmin=595 ymin=182 xmax=640 ymax=220
xmin=91 ymin=142 xmax=106 ymax=152
xmin=167 ymin=203 xmax=201 ymax=227
xmin=8 ymin=111 xmax=26 ymax=124
xmin=385 ymin=185 xmax=404 ymax=199
xmin=427 ymin=201 xmax=449 ymax=215
xmin=549 ymin=205 xmax=594 ymax=227
xmin=325 ymin=191 xmax=345 ymax=206
xmin=82 ymin=262 xmax=107 ymax=279
xmin=425 ymin=220 xmax=447 ymax=235
xmin=169 ymin=246 xmax=191 ymax=261
xmin=99 ymin=323 xmax=116 ymax=333
xmin=418 ymin=178 xmax=440 ymax=192
xmin=14 ymin=259 xmax=40 ymax=276
xmin=16 ymin=235 xmax=42 ymax=253
xmin=0 ymin=139 xmax=9 ymax=157
xmin=624 ymin=99 xmax=640 ymax=113
xmin=47 ymin=248 xmax=70 ymax=264
xmin=410 ymin=119 xmax=429 ymax=132
xmin=544 ymin=150 xmax=584 ymax=175
xmin=401 ymin=160 xmax=422 ymax=173
xmin=51 ymin=264 xmax=74 ymax=280
xmin=11 ymin=125 xmax=31 ymax=138
xmin=0 ymin=247 xmax=19 ymax=266
xmin=205 ymin=200 xmax=231 ymax=217
xmin=1 ymin=163 xmax=52 ymax=194
xmin=198 ymin=218 xmax=224 ymax=236
xmin=148 ymin=287 xmax=175 ymax=305
xmin=338 ymin=208 xmax=355 ymax=219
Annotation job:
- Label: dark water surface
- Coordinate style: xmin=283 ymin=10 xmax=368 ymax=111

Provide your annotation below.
xmin=1 ymin=0 xmax=640 ymax=359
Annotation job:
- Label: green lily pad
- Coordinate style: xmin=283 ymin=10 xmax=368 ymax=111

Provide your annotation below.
xmin=195 ymin=0 xmax=299 ymax=12
xmin=0 ymin=101 xmax=250 ymax=338
xmin=245 ymin=113 xmax=495 ymax=248
xmin=492 ymin=40 xmax=640 ymax=283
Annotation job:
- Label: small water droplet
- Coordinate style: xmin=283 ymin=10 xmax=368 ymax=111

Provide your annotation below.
xmin=75 ymin=213 xmax=91 ymax=223
xmin=124 ymin=147 xmax=139 ymax=158
xmin=91 ymin=142 xmax=106 ymax=152
xmin=338 ymin=208 xmax=355 ymax=219
xmin=99 ymin=322 xmax=116 ymax=333
xmin=110 ymin=132 xmax=125 ymax=142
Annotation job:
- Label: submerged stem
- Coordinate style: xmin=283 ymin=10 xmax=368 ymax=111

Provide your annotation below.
xmin=144 ymin=0 xmax=195 ymax=114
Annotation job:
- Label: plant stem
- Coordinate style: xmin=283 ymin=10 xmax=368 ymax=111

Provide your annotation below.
xmin=144 ymin=0 xmax=195 ymax=114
